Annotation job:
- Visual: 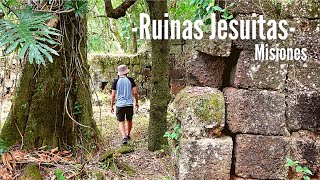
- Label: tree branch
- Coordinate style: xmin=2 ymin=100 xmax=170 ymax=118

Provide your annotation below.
xmin=104 ymin=0 xmax=137 ymax=19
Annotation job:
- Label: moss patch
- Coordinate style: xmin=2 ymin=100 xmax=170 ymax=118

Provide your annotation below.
xmin=173 ymin=87 xmax=225 ymax=125
xmin=20 ymin=163 xmax=42 ymax=180
xmin=194 ymin=93 xmax=225 ymax=124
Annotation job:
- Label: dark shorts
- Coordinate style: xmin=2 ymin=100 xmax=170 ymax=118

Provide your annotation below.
xmin=116 ymin=106 xmax=134 ymax=122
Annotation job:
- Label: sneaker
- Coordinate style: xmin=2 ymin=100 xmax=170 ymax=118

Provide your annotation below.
xmin=122 ymin=137 xmax=128 ymax=145
xmin=126 ymin=135 xmax=131 ymax=140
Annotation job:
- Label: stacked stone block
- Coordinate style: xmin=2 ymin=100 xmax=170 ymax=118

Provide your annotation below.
xmin=173 ymin=87 xmax=233 ymax=180
xmin=173 ymin=1 xmax=320 ymax=179
xmin=88 ymin=1 xmax=320 ymax=178
xmin=88 ymin=53 xmax=151 ymax=96
xmin=227 ymin=1 xmax=320 ymax=179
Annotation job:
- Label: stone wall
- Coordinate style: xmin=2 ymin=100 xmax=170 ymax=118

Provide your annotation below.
xmin=89 ymin=53 xmax=151 ymax=96
xmin=0 ymin=52 xmax=18 ymax=97
xmin=171 ymin=0 xmax=320 ymax=179
xmin=88 ymin=1 xmax=320 ymax=178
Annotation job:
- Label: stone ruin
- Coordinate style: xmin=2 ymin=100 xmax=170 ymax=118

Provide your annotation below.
xmin=172 ymin=1 xmax=320 ymax=179
xmin=89 ymin=52 xmax=152 ymax=97
xmin=89 ymin=0 xmax=320 ymax=179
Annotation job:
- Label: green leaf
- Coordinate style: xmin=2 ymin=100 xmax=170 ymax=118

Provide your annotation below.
xmin=286 ymin=158 xmax=299 ymax=167
xmin=226 ymin=14 xmax=234 ymax=20
xmin=228 ymin=2 xmax=235 ymax=8
xmin=36 ymin=44 xmax=53 ymax=62
xmin=54 ymin=169 xmax=65 ymax=180
xmin=18 ymin=42 xmax=31 ymax=60
xmin=212 ymin=6 xmax=224 ymax=12
xmin=64 ymin=0 xmax=88 ymax=17
xmin=170 ymin=132 xmax=178 ymax=140
xmin=163 ymin=132 xmax=170 ymax=138
xmin=0 ymin=10 xmax=60 ymax=64
xmin=190 ymin=0 xmax=198 ymax=5
xmin=223 ymin=9 xmax=229 ymax=19
xmin=38 ymin=43 xmax=59 ymax=56
xmin=303 ymin=176 xmax=310 ymax=180
xmin=296 ymin=166 xmax=304 ymax=173
xmin=174 ymin=125 xmax=180 ymax=131
xmin=303 ymin=167 xmax=312 ymax=175
xmin=5 ymin=39 xmax=23 ymax=54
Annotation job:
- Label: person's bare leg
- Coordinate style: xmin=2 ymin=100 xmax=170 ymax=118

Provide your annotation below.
xmin=126 ymin=120 xmax=132 ymax=137
xmin=119 ymin=121 xmax=126 ymax=138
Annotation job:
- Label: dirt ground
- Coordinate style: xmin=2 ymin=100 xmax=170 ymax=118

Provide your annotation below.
xmin=0 ymin=92 xmax=174 ymax=180
xmin=93 ymin=92 xmax=173 ymax=179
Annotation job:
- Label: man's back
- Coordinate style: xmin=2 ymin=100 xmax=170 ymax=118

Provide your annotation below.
xmin=112 ymin=77 xmax=135 ymax=107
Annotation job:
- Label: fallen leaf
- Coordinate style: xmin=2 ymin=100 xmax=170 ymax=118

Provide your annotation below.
xmin=2 ymin=153 xmax=13 ymax=171
xmin=50 ymin=147 xmax=59 ymax=154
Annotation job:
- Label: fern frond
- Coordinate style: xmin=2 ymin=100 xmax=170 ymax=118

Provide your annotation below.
xmin=0 ymin=10 xmax=61 ymax=65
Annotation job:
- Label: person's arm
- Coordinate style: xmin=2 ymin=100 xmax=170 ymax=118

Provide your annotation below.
xmin=129 ymin=77 xmax=139 ymax=110
xmin=111 ymin=90 xmax=116 ymax=113
xmin=132 ymin=87 xmax=139 ymax=110
xmin=111 ymin=79 xmax=117 ymax=113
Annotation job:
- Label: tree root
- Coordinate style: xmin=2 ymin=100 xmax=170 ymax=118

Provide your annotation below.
xmin=100 ymin=145 xmax=135 ymax=176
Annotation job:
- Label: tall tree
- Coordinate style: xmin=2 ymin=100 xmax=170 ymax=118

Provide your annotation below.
xmin=147 ymin=0 xmax=170 ymax=151
xmin=0 ymin=4 xmax=100 ymax=152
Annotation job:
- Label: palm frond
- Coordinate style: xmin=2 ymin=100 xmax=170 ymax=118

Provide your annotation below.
xmin=0 ymin=10 xmax=61 ymax=65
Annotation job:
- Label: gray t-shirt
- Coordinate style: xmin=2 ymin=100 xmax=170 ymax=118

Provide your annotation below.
xmin=112 ymin=77 xmax=136 ymax=107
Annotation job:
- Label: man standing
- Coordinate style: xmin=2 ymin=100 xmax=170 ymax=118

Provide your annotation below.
xmin=111 ymin=65 xmax=139 ymax=144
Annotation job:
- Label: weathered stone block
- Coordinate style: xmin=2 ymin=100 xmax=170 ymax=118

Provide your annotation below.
xmin=173 ymin=87 xmax=225 ymax=138
xmin=282 ymin=0 xmax=320 ymax=18
xmin=194 ymin=33 xmax=232 ymax=57
xmin=232 ymin=0 xmax=320 ymax=19
xmin=132 ymin=65 xmax=141 ymax=74
xmin=286 ymin=92 xmax=320 ymax=132
xmin=230 ymin=51 xmax=288 ymax=90
xmin=169 ymin=68 xmax=185 ymax=80
xmin=231 ymin=0 xmax=273 ymax=15
xmin=233 ymin=14 xmax=269 ymax=50
xmin=291 ymin=131 xmax=320 ymax=174
xmin=235 ymin=177 xmax=257 ymax=180
xmin=186 ymin=51 xmax=225 ymax=88
xmin=179 ymin=137 xmax=233 ymax=180
xmin=234 ymin=17 xmax=320 ymax=53
xmin=287 ymin=60 xmax=320 ymax=92
xmin=170 ymin=44 xmax=183 ymax=54
xmin=105 ymin=65 xmax=116 ymax=73
xmin=170 ymin=79 xmax=185 ymax=96
xmin=235 ymin=134 xmax=290 ymax=179
xmin=120 ymin=56 xmax=130 ymax=65
xmin=224 ymin=88 xmax=288 ymax=136
xmin=279 ymin=19 xmax=320 ymax=60
xmin=130 ymin=56 xmax=140 ymax=65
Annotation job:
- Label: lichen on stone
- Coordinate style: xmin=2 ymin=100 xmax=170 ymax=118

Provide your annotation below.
xmin=193 ymin=93 xmax=225 ymax=125
xmin=172 ymin=87 xmax=225 ymax=138
xmin=20 ymin=163 xmax=42 ymax=180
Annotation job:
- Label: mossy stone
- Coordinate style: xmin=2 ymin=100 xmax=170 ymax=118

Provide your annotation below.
xmin=173 ymin=87 xmax=225 ymax=138
xmin=20 ymin=163 xmax=42 ymax=180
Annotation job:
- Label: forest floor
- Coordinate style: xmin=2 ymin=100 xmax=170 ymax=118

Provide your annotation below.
xmin=93 ymin=92 xmax=174 ymax=180
xmin=0 ymin=92 xmax=174 ymax=180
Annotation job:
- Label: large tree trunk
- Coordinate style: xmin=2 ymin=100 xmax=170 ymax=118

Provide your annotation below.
xmin=147 ymin=0 xmax=170 ymax=151
xmin=0 ymin=12 xmax=100 ymax=152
